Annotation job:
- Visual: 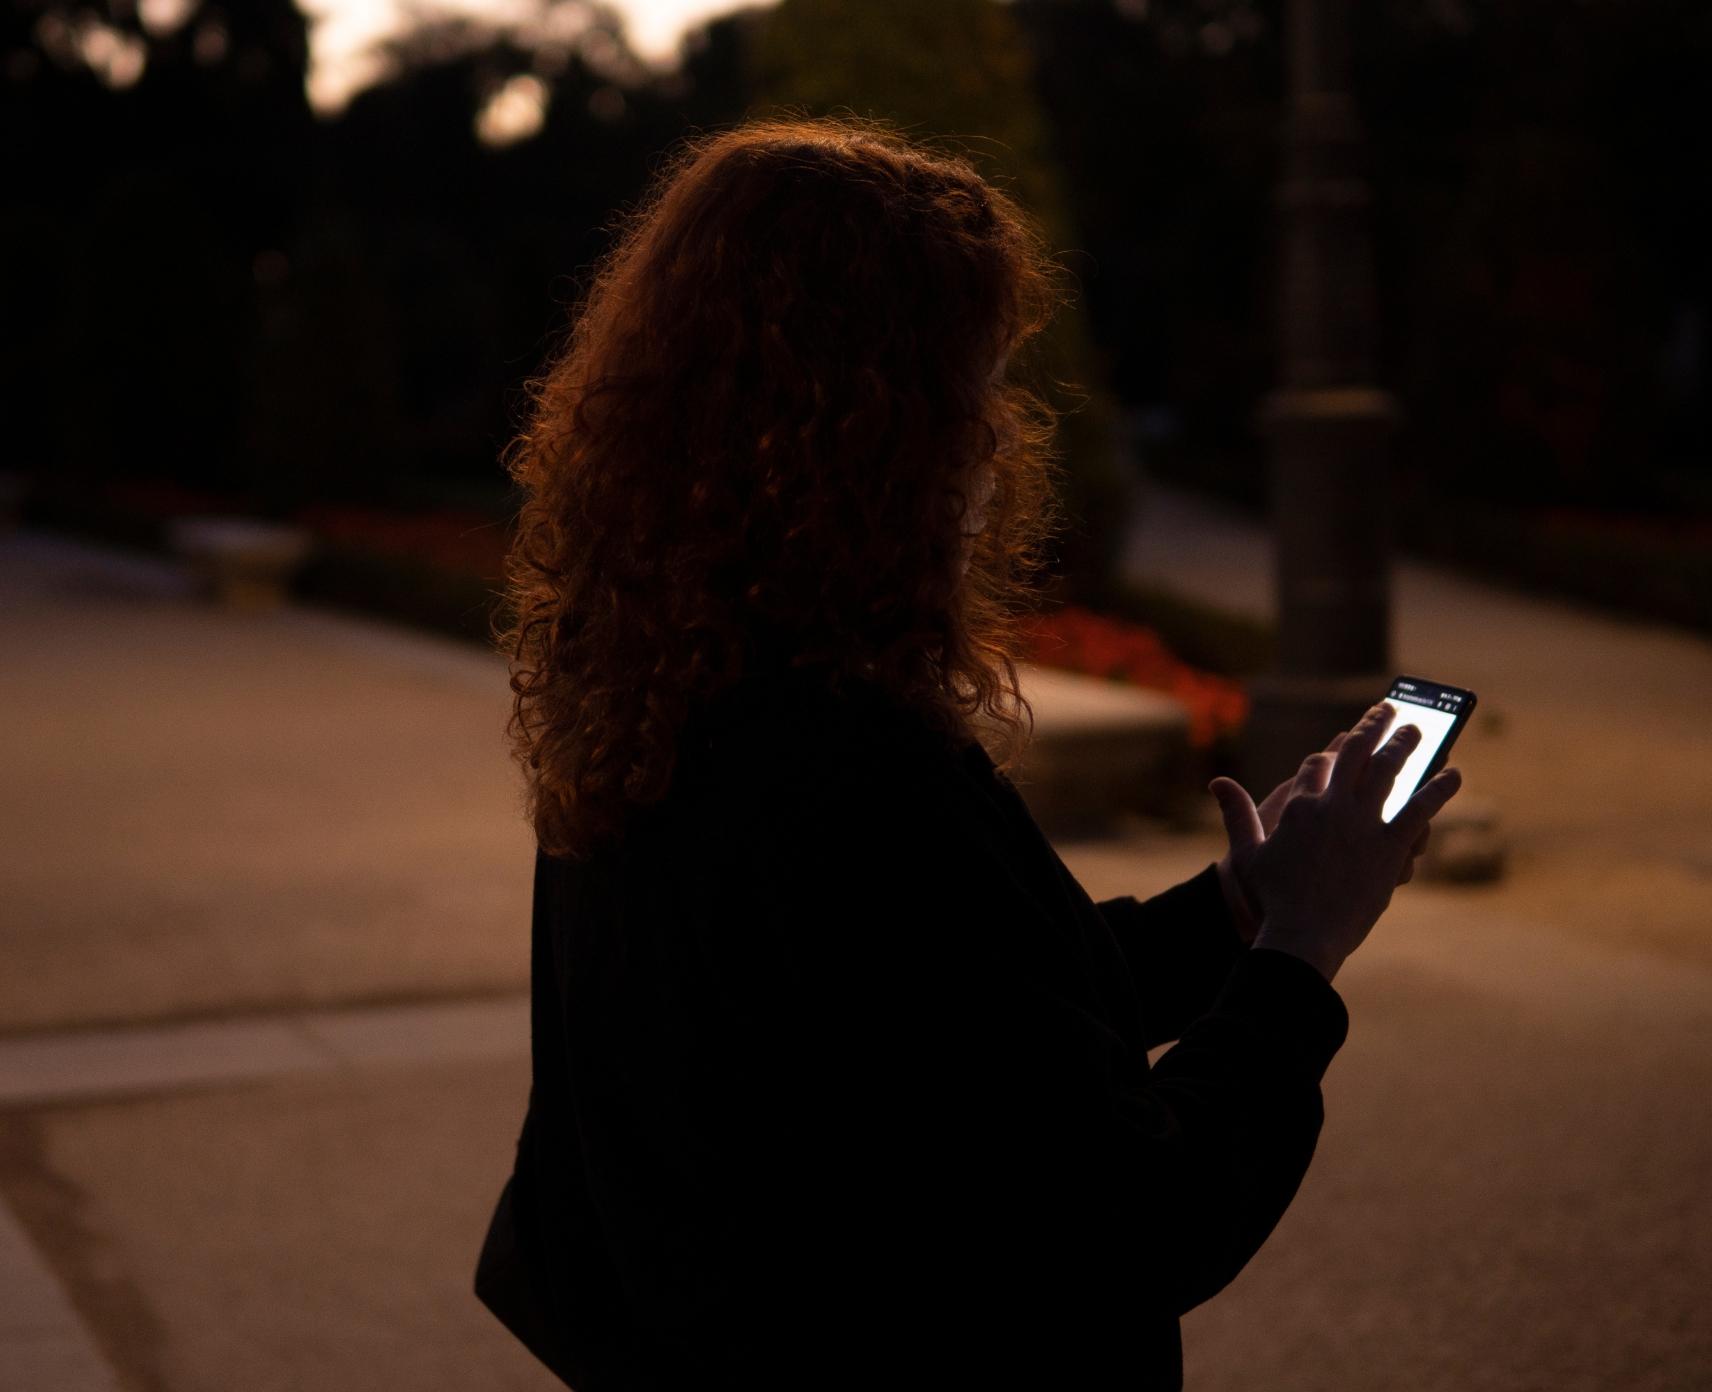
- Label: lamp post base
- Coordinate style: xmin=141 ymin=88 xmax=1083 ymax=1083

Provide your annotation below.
xmin=1238 ymin=669 xmax=1393 ymax=802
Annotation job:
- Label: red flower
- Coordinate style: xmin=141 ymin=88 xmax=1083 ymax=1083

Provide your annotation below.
xmin=1018 ymin=605 xmax=1247 ymax=750
xmin=291 ymin=503 xmax=510 ymax=579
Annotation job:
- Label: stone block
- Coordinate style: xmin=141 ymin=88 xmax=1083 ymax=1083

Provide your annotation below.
xmin=971 ymin=663 xmax=1194 ymax=840
xmin=166 ymin=515 xmax=314 ymax=611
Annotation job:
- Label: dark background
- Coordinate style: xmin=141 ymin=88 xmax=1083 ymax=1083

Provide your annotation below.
xmin=6 ymin=0 xmax=1708 ymax=638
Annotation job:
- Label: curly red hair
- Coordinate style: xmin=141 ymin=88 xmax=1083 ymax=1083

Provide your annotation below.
xmin=493 ymin=113 xmax=1073 ymax=863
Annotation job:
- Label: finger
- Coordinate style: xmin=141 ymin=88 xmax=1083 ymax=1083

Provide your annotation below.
xmin=1308 ymin=736 xmax=1346 ymax=793
xmin=1398 ymin=825 xmax=1430 ymax=886
xmin=1208 ymin=777 xmax=1264 ymax=856
xmin=1390 ymin=767 xmax=1463 ymax=845
xmin=1290 ymin=749 xmax=1337 ymax=799
xmin=1256 ymin=780 xmax=1292 ymax=837
xmin=1360 ymin=721 xmax=1423 ymax=811
xmin=1285 ymin=731 xmax=1348 ymax=801
xmin=1328 ymin=703 xmax=1398 ymax=798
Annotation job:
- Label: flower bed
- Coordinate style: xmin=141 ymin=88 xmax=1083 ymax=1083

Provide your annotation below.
xmin=1018 ymin=604 xmax=1249 ymax=752
xmin=96 ymin=479 xmax=510 ymax=581
xmin=89 ymin=478 xmax=1250 ymax=744
xmin=290 ymin=502 xmax=509 ymax=581
xmin=1536 ymin=505 xmax=1712 ymax=546
xmin=105 ymin=476 xmax=249 ymax=521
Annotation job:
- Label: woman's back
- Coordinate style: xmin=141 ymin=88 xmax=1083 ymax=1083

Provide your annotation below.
xmin=478 ymin=668 xmax=1065 ymax=1388
xmin=475 ymin=666 xmax=1345 ymax=1390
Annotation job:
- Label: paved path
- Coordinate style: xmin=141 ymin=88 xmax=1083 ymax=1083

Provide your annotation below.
xmin=2 ymin=512 xmax=1709 ymax=1390
xmin=0 ymin=531 xmax=535 ymax=1038
xmin=0 ymin=528 xmax=1183 ymax=1037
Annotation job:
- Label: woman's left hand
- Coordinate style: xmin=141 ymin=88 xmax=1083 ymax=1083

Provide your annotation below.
xmin=1214 ymin=729 xmax=1431 ymax=944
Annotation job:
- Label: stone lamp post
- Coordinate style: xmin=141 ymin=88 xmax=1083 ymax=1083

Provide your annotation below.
xmin=1240 ymin=0 xmax=1401 ymax=798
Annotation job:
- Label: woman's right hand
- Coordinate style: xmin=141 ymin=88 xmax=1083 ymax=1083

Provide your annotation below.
xmin=1210 ymin=703 xmax=1464 ymax=983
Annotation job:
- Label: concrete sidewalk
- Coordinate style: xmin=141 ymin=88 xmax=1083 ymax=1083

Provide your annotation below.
xmin=0 ymin=527 xmax=1188 ymax=1039
xmin=4 ymin=509 xmax=1710 ymax=1390
xmin=0 ymin=530 xmax=537 ymax=1039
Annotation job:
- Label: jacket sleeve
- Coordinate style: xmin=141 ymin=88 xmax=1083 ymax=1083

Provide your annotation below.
xmin=1095 ymin=862 xmax=1252 ymax=1050
xmin=726 ymin=740 xmax=1351 ymax=1326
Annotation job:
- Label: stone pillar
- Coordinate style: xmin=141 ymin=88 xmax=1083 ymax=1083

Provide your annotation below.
xmin=1240 ymin=0 xmax=1401 ymax=798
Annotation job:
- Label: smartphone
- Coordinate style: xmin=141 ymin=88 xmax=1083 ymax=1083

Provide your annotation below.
xmin=1375 ymin=675 xmax=1478 ymax=824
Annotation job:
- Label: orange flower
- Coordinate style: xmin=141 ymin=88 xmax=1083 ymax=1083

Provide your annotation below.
xmin=291 ymin=503 xmax=510 ymax=579
xmin=1019 ymin=604 xmax=1247 ymax=750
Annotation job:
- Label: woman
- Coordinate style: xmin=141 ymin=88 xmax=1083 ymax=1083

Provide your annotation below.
xmin=473 ymin=115 xmax=1459 ymax=1391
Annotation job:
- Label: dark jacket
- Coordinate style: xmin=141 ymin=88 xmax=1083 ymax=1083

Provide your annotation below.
xmin=474 ymin=664 xmax=1349 ymax=1390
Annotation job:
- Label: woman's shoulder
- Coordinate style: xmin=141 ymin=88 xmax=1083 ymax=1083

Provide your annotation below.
xmin=666 ymin=668 xmax=1000 ymax=865
xmin=680 ymin=666 xmax=988 ymax=784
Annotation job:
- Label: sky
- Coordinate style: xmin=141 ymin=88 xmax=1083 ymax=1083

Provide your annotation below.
xmin=295 ymin=0 xmax=764 ymax=113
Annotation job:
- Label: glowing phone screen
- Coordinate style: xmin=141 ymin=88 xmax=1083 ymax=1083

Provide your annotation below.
xmin=1377 ymin=678 xmax=1471 ymax=824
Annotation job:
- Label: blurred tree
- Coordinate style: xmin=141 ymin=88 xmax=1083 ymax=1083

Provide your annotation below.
xmin=1014 ymin=0 xmax=1281 ymax=516
xmin=6 ymin=0 xmax=1705 ymax=627
xmin=242 ymin=207 xmax=406 ymax=514
xmin=674 ymin=4 xmax=771 ymax=135
xmin=246 ymin=6 xmax=690 ymax=515
xmin=1353 ymin=0 xmax=1711 ymax=518
xmin=1010 ymin=0 xmax=1710 ymax=527
xmin=4 ymin=0 xmax=313 ymax=495
xmin=746 ymin=0 xmax=1132 ymax=603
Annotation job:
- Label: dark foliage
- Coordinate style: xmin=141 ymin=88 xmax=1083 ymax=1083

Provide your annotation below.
xmin=4 ymin=0 xmax=1705 ymax=622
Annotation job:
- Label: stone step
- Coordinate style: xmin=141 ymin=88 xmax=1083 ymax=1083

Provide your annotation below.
xmin=166 ymin=515 xmax=315 ymax=611
xmin=970 ymin=662 xmax=1195 ymax=840
xmin=1416 ymin=794 xmax=1507 ymax=883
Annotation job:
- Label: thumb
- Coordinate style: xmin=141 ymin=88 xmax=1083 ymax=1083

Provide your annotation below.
xmin=1208 ymin=777 xmax=1264 ymax=856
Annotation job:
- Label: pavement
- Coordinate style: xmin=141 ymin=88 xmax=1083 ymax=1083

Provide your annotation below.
xmin=2 ymin=490 xmax=1710 ymax=1391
